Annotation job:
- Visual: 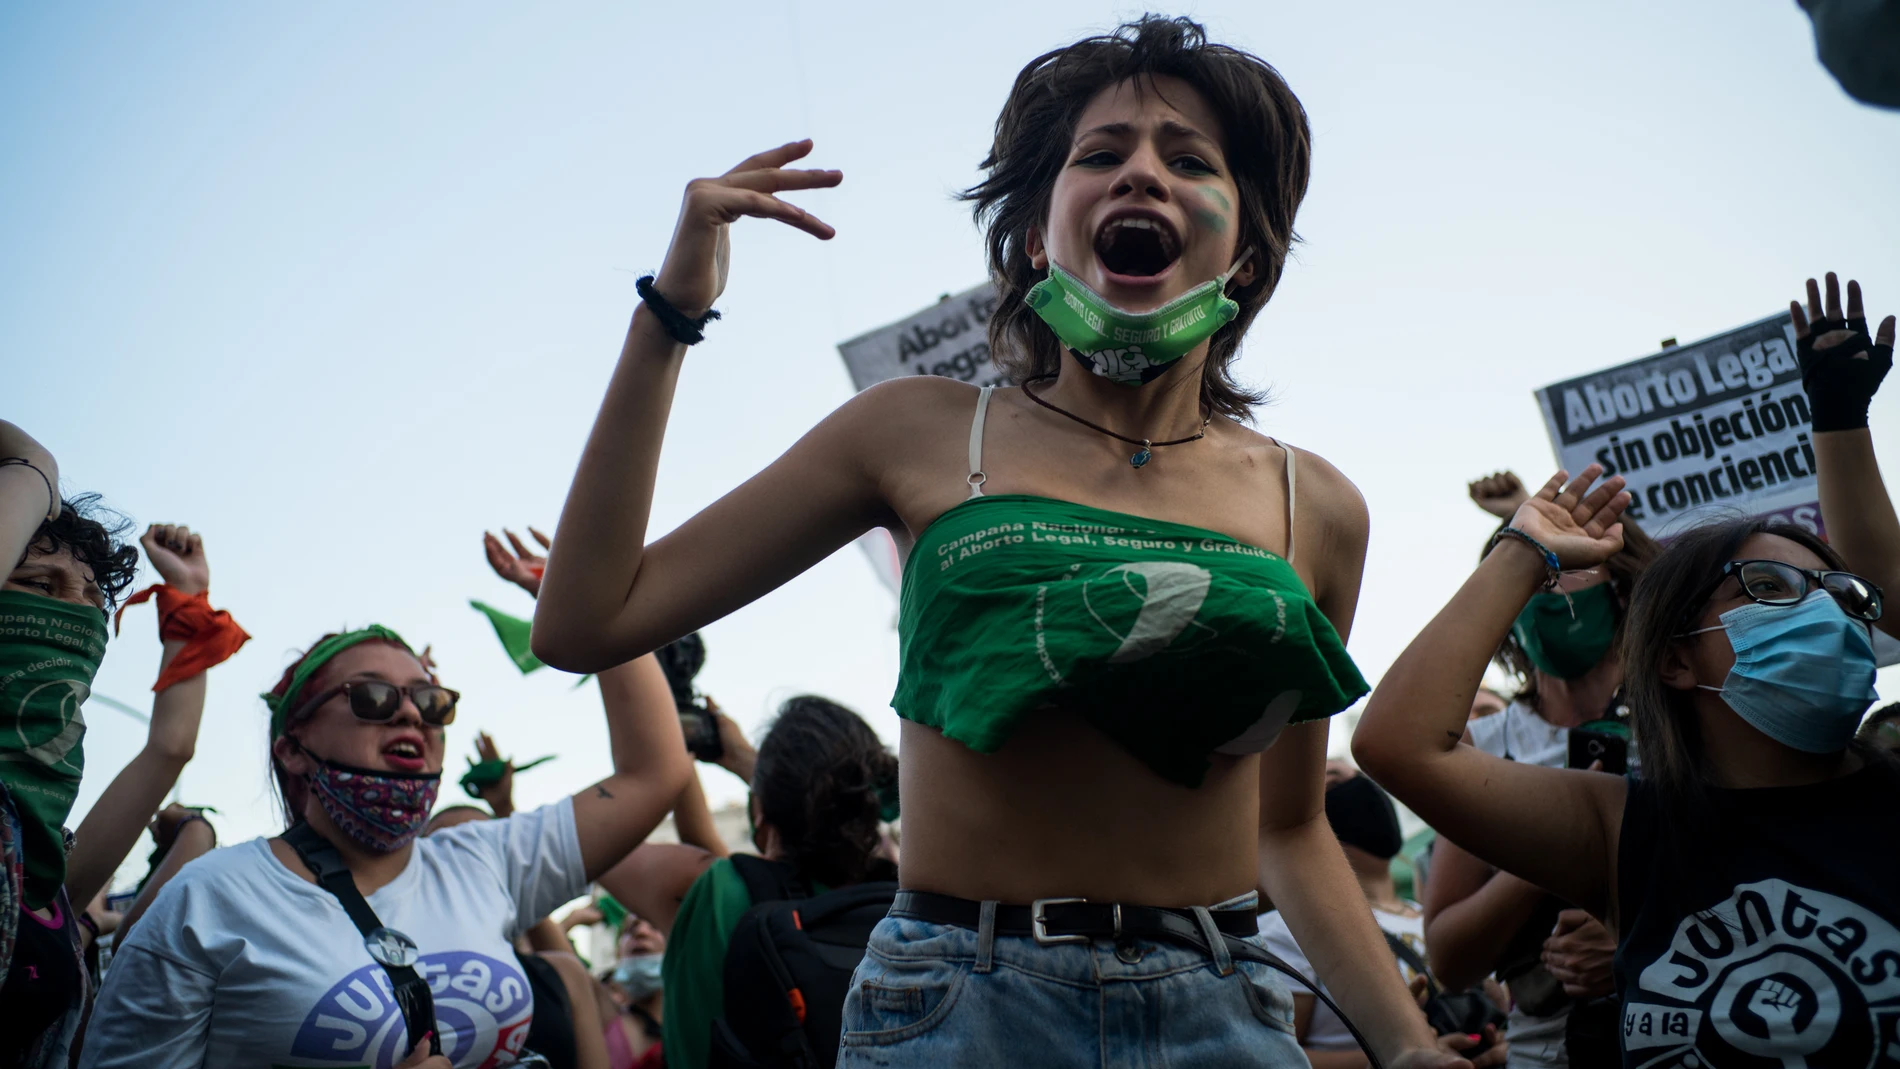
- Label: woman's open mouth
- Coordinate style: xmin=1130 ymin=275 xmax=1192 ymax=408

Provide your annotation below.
xmin=382 ymin=737 xmax=427 ymax=773
xmin=1095 ymin=213 xmax=1181 ymax=283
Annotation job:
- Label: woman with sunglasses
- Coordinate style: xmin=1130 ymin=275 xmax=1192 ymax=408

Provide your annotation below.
xmin=80 ymin=623 xmax=691 ymax=1069
xmin=1355 ymin=464 xmax=1897 ymax=1068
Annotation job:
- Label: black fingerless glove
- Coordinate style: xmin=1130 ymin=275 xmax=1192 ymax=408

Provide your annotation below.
xmin=1798 ymin=316 xmax=1893 ymax=432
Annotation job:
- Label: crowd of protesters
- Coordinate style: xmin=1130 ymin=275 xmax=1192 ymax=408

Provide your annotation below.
xmin=3 ymin=12 xmax=1898 ymax=1069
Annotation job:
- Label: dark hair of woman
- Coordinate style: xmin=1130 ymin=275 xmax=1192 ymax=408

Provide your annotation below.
xmin=17 ymin=492 xmax=141 ymax=607
xmin=751 ymin=695 xmax=897 ymax=888
xmin=962 ymin=14 xmax=1311 ymax=424
xmin=262 ymin=633 xmax=416 ymax=826
xmin=1620 ymin=515 xmax=1887 ymax=821
xmin=1487 ymin=515 xmax=1661 ymax=711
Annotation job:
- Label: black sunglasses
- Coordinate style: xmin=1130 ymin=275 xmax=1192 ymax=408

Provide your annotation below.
xmin=1694 ymin=559 xmax=1883 ymax=624
xmin=293 ymin=680 xmax=459 ymax=726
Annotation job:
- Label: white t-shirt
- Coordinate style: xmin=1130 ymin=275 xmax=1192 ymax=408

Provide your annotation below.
xmin=1257 ymin=904 xmax=1427 ymax=1052
xmin=1466 ymin=701 xmax=1568 ymax=768
xmin=79 ymin=799 xmax=585 ymax=1069
xmin=1466 ymin=701 xmax=1570 ymax=1069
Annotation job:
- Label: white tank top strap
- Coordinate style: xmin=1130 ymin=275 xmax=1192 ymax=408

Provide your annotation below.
xmin=967 ymin=386 xmax=993 ymax=498
xmin=1271 ymin=437 xmax=1297 ymax=565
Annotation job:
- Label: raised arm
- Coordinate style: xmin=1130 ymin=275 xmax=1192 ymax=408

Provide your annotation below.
xmin=530 ymin=142 xmax=905 ymax=673
xmin=1255 ymin=464 xmax=1449 ymax=1067
xmin=1794 ymin=272 xmax=1900 ymax=638
xmin=0 ymin=420 xmax=60 ymax=570
xmin=67 ymin=526 xmax=218 ymax=906
xmin=1353 ymin=469 xmax=1630 ymax=920
xmin=482 ymin=528 xmax=691 ymax=878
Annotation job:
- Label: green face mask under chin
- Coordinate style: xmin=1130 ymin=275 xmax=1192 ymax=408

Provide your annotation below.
xmin=0 ymin=590 xmax=108 ymax=909
xmin=1024 ymin=253 xmax=1250 ymax=386
xmin=1511 ymin=581 xmax=1618 ymax=681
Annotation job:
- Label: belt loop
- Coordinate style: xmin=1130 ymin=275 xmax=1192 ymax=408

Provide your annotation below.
xmin=1191 ymin=906 xmax=1234 ymax=977
xmin=975 ymin=900 xmax=998 ymax=974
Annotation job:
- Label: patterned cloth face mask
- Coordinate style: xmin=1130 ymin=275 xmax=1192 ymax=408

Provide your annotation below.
xmin=296 ymin=739 xmax=441 ymax=853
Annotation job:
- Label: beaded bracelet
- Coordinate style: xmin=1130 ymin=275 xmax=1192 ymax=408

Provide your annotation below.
xmin=1488 ymin=526 xmax=1562 ymax=590
xmin=636 ymin=275 xmax=722 ymax=346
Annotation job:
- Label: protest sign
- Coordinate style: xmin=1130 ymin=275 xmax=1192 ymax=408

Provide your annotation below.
xmin=1535 ymin=313 xmax=1821 ymax=540
xmin=837 ymin=282 xmax=1006 ymax=390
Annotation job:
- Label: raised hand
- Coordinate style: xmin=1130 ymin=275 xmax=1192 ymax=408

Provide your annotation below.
xmin=140 ymin=524 xmax=209 ymax=595
xmin=1505 ymin=466 xmax=1630 ymax=571
xmin=472 ymin=730 xmax=515 ymax=816
xmin=1467 ymin=471 xmax=1528 ymax=519
xmin=483 ymin=527 xmax=550 ymax=598
xmin=651 ymin=140 xmax=842 ymax=317
xmin=1791 ymin=271 xmax=1895 ymax=433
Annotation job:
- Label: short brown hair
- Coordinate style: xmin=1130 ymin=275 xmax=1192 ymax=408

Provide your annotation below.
xmin=962 ymin=15 xmax=1311 ymax=424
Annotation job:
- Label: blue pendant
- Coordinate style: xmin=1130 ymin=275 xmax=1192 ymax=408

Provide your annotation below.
xmin=1130 ymin=447 xmax=1152 ymax=468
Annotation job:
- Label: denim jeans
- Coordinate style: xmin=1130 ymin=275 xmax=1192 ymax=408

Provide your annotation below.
xmin=836 ymin=894 xmax=1307 ymax=1069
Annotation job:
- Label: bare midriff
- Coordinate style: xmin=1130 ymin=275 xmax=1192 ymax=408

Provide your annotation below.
xmin=895 ymin=709 xmax=1261 ymax=907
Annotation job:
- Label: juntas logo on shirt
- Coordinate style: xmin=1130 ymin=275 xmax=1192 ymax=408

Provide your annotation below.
xmin=1624 ymin=878 xmax=1900 ymax=1068
xmin=290 ymin=950 xmax=534 ymax=1068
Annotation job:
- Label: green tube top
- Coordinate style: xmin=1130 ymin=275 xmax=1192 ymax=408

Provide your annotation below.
xmin=893 ymin=494 xmax=1370 ymax=787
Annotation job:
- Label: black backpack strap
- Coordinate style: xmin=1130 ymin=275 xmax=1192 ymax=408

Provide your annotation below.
xmin=281 ymin=823 xmax=439 ymax=1057
xmin=1381 ymin=929 xmax=1441 ymax=998
xmin=728 ymin=852 xmax=810 ymax=905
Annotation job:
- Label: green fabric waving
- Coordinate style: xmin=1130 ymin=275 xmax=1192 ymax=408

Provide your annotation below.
xmin=896 ymin=495 xmax=1369 ymax=787
xmin=469 ymin=599 xmax=543 ymax=674
xmin=0 ymin=590 xmax=108 ymax=908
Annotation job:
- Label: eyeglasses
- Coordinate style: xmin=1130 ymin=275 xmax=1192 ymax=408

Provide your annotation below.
xmin=293 ymin=680 xmax=459 ymax=726
xmin=1696 ymin=559 xmax=1883 ymax=624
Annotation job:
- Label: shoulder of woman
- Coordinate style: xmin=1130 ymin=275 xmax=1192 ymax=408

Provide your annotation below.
xmin=1281 ymin=445 xmax=1367 ymax=531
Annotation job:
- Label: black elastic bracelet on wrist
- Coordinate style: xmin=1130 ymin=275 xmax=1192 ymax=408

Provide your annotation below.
xmin=636 ymin=275 xmax=721 ymax=346
xmin=1487 ymin=526 xmax=1563 ymax=590
xmin=176 ymin=813 xmax=217 ymax=848
xmin=0 ymin=457 xmax=57 ymax=522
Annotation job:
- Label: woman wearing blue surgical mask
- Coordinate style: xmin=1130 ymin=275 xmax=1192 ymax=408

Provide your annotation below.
xmin=1425 ymin=474 xmax=1659 ymax=1068
xmin=1356 ymin=464 xmax=1899 ymax=1069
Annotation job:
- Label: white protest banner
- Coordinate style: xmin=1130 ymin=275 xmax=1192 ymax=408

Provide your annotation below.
xmin=837 ymin=282 xmax=1006 ymax=390
xmin=1535 ymin=312 xmax=1821 ymax=540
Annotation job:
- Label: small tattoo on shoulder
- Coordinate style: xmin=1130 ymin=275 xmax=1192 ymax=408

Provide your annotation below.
xmin=595 ymin=785 xmax=613 ymax=799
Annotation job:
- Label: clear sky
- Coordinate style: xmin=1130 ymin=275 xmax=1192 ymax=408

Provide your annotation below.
xmin=5 ymin=1 xmax=1897 ymax=888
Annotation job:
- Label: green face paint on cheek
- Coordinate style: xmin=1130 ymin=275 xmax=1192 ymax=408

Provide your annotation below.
xmin=1193 ymin=187 xmax=1231 ymax=235
xmin=1192 ymin=207 xmax=1227 ymax=234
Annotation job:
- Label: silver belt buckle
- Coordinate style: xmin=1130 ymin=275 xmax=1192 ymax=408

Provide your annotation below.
xmin=1031 ymin=897 xmax=1090 ymax=946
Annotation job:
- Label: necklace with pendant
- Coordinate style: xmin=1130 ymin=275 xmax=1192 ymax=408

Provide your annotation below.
xmin=1021 ymin=374 xmax=1212 ymax=469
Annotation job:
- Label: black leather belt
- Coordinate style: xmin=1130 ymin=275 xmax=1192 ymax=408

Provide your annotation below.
xmin=886 ymin=889 xmax=1383 ymax=1069
xmin=891 ymin=890 xmax=1257 ymax=945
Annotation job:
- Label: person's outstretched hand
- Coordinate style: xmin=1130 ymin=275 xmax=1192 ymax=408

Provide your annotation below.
xmin=1792 ymin=271 xmax=1895 ymax=433
xmin=472 ymin=731 xmax=515 ymax=817
xmin=141 ymin=524 xmax=209 ymax=596
xmin=484 ymin=527 xmax=550 ymax=598
xmin=1467 ymin=471 xmax=1528 ymax=519
xmin=652 ymin=140 xmax=841 ymax=317
xmin=1505 ymin=466 xmax=1630 ymax=571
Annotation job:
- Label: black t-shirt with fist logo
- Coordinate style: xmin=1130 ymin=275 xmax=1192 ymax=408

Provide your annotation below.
xmin=1613 ymin=758 xmax=1900 ymax=1068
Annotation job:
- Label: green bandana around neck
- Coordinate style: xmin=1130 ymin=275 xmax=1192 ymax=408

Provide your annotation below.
xmin=1023 ymin=253 xmax=1249 ymax=386
xmin=0 ymin=590 xmax=108 ymax=908
xmin=1511 ymin=582 xmax=1618 ymax=681
xmin=263 ymin=624 xmax=415 ymax=738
